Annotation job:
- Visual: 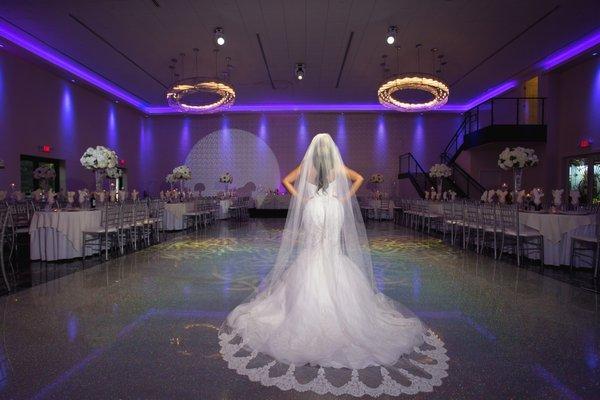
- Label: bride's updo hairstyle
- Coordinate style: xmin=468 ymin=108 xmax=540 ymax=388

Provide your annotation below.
xmin=311 ymin=133 xmax=337 ymax=193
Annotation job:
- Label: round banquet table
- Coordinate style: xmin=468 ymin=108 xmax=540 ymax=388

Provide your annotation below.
xmin=519 ymin=211 xmax=597 ymax=266
xmin=29 ymin=209 xmax=102 ymax=261
xmin=164 ymin=200 xmax=232 ymax=230
xmin=164 ymin=202 xmax=194 ymax=230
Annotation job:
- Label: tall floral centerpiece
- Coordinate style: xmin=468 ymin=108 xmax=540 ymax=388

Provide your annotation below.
xmin=80 ymin=146 xmax=119 ymax=191
xmin=165 ymin=173 xmax=176 ymax=190
xmin=172 ymin=165 xmax=192 ymax=190
xmin=219 ymin=172 xmax=233 ymax=194
xmin=429 ymin=163 xmax=452 ymax=196
xmin=498 ymin=147 xmax=539 ymax=194
xmin=106 ymin=167 xmax=123 ymax=189
xmin=33 ymin=165 xmax=56 ymax=191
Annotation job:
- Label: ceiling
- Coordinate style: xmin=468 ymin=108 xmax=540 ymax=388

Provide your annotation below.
xmin=1 ymin=0 xmax=600 ymax=109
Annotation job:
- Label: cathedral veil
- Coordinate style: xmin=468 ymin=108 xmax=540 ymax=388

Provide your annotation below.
xmin=218 ymin=133 xmax=449 ymax=397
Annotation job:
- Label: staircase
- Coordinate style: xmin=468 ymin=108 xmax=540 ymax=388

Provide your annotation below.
xmin=398 ymin=153 xmax=436 ymax=198
xmin=399 ymin=97 xmax=547 ymax=199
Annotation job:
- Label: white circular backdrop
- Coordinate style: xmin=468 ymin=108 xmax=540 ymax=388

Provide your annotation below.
xmin=184 ymin=129 xmax=281 ymax=195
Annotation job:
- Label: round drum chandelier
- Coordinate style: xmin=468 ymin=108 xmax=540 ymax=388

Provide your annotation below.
xmin=166 ymin=77 xmax=235 ymax=113
xmin=377 ymin=43 xmax=450 ymax=112
xmin=165 ymin=47 xmax=235 ymax=114
xmin=378 ymin=73 xmax=449 ymax=112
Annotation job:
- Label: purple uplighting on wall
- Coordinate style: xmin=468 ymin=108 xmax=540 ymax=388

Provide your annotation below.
xmin=179 ymin=117 xmax=191 ymax=162
xmin=413 ymin=115 xmax=425 ymax=162
xmin=540 ymin=28 xmax=600 ymax=71
xmin=375 ymin=114 xmax=387 ymax=167
xmin=258 ymin=114 xmax=268 ymax=141
xmin=138 ymin=118 xmax=153 ymax=175
xmin=0 ymin=58 xmax=4 ymax=123
xmin=297 ymin=114 xmax=309 ymax=160
xmin=589 ymin=62 xmax=600 ymax=129
xmin=336 ymin=114 xmax=347 ymax=156
xmin=107 ymin=103 xmax=117 ymax=149
xmin=60 ymin=83 xmax=74 ymax=140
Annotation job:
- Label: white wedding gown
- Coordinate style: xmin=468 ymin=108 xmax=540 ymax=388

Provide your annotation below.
xmin=220 ymin=183 xmax=449 ymax=396
xmin=219 ymin=133 xmax=448 ymax=397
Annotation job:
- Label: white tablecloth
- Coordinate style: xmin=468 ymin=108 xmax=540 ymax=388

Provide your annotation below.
xmin=164 ymin=200 xmax=232 ymax=230
xmin=29 ymin=210 xmax=102 ymax=261
xmin=519 ymin=212 xmax=597 ymax=266
xmin=519 ymin=212 xmax=596 ymax=243
xmin=164 ymin=203 xmax=194 ymax=230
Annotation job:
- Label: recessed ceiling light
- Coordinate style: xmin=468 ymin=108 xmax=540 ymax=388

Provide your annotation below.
xmin=295 ymin=63 xmax=305 ymax=80
xmin=214 ymin=27 xmax=225 ymax=46
xmin=114 ymin=100 xmax=119 ymax=104
xmin=70 ymin=78 xmax=76 ymax=83
xmin=593 ymin=52 xmax=598 ymax=56
xmin=386 ymin=26 xmax=397 ymax=45
xmin=0 ymin=43 xmax=4 ymax=48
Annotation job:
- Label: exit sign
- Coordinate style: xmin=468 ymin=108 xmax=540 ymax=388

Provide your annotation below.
xmin=40 ymin=145 xmax=52 ymax=153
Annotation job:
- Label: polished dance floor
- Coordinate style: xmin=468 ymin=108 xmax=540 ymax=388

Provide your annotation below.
xmin=1 ymin=219 xmax=599 ymax=399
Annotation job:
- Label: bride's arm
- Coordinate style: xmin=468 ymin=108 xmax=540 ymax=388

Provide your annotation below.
xmin=344 ymin=167 xmax=364 ymax=197
xmin=282 ymin=165 xmax=301 ymax=197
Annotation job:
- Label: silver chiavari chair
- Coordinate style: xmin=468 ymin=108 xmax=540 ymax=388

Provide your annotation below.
xmin=120 ymin=203 xmax=136 ymax=253
xmin=498 ymin=204 xmax=544 ymax=267
xmin=0 ymin=206 xmax=16 ymax=291
xmin=463 ymin=202 xmax=482 ymax=251
xmin=377 ymin=197 xmax=392 ymax=221
xmin=82 ymin=203 xmax=121 ymax=262
xmin=183 ymin=200 xmax=203 ymax=230
xmin=570 ymin=208 xmax=600 ymax=278
xmin=480 ymin=204 xmax=501 ymax=258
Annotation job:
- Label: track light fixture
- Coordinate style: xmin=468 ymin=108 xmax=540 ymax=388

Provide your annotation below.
xmin=295 ymin=63 xmax=306 ymax=80
xmin=386 ymin=26 xmax=397 ymax=45
xmin=214 ymin=27 xmax=225 ymax=46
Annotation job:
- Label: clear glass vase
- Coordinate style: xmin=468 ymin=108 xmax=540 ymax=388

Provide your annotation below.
xmin=94 ymin=169 xmax=105 ymax=192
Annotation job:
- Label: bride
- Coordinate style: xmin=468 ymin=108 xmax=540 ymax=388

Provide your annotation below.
xmin=219 ymin=133 xmax=448 ymax=397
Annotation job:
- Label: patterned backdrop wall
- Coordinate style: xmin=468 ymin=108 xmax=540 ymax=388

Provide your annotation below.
xmin=184 ymin=129 xmax=281 ymax=195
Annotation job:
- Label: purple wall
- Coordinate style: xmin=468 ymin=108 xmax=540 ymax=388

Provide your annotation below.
xmin=0 ymin=50 xmax=461 ymax=197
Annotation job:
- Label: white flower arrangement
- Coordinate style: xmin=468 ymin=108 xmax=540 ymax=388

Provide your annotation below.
xmin=498 ymin=147 xmax=539 ymax=170
xmin=172 ymin=165 xmax=191 ymax=181
xmin=106 ymin=167 xmax=123 ymax=179
xmin=33 ymin=165 xmax=56 ymax=180
xmin=429 ymin=163 xmax=452 ymax=178
xmin=80 ymin=146 xmax=118 ymax=170
xmin=369 ymin=173 xmax=384 ymax=184
xmin=219 ymin=172 xmax=233 ymax=184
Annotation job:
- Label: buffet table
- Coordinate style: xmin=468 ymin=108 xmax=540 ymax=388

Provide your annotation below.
xmin=30 ymin=209 xmax=102 ymax=261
